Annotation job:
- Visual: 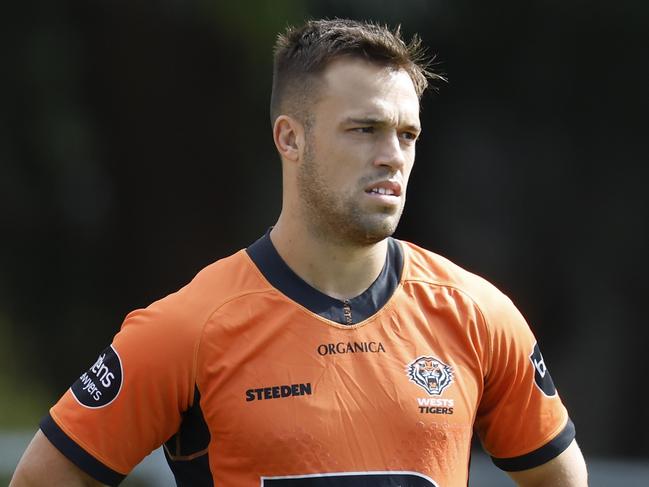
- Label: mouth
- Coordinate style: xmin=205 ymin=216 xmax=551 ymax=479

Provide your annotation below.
xmin=364 ymin=180 xmax=402 ymax=199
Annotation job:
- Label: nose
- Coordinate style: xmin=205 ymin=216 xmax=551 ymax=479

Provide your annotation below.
xmin=373 ymin=131 xmax=407 ymax=172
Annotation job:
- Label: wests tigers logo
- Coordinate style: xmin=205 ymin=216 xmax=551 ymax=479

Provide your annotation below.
xmin=407 ymin=356 xmax=453 ymax=396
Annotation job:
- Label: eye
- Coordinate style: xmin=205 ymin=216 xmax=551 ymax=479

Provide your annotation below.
xmin=400 ymin=131 xmax=419 ymax=142
xmin=353 ymin=126 xmax=375 ymax=134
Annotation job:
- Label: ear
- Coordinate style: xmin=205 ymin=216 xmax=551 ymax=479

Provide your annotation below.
xmin=273 ymin=115 xmax=305 ymax=163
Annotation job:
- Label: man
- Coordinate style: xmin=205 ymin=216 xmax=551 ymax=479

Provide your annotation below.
xmin=11 ymin=19 xmax=587 ymax=486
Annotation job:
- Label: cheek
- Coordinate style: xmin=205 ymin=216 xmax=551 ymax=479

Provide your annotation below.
xmin=402 ymin=157 xmax=416 ymax=184
xmin=319 ymin=148 xmax=363 ymax=184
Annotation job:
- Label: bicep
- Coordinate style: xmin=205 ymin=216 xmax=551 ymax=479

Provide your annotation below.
xmin=10 ymin=430 xmax=104 ymax=487
xmin=507 ymin=439 xmax=588 ymax=487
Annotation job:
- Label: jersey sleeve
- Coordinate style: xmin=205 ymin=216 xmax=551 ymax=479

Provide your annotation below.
xmin=474 ymin=290 xmax=575 ymax=472
xmin=40 ymin=289 xmax=203 ymax=485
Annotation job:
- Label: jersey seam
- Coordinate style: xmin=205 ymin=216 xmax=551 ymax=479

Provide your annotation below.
xmin=194 ymin=252 xmax=279 ymax=393
xmin=163 ymin=443 xmax=209 ymax=462
xmin=193 ymin=286 xmax=277 ymax=383
xmin=399 ymin=274 xmax=494 ymax=380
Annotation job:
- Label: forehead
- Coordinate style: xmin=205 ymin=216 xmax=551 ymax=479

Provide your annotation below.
xmin=315 ymin=58 xmax=420 ymax=124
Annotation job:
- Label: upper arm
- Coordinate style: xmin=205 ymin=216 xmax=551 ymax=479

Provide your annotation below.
xmin=474 ymin=289 xmax=575 ymax=468
xmin=507 ymin=439 xmax=588 ymax=487
xmin=10 ymin=429 xmax=104 ymax=487
xmin=38 ymin=296 xmax=202 ymax=481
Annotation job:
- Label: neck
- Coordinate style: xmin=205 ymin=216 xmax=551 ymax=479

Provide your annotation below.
xmin=270 ymin=216 xmax=388 ymax=300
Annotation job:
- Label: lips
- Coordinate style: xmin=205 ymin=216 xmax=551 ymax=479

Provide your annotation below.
xmin=365 ymin=180 xmax=402 ymax=197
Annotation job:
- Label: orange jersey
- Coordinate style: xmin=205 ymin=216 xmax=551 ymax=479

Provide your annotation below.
xmin=42 ymin=233 xmax=574 ymax=486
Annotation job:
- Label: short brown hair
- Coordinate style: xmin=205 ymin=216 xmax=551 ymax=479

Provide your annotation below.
xmin=270 ymin=18 xmax=442 ymax=125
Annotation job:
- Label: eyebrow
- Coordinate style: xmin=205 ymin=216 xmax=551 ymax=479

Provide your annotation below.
xmin=344 ymin=117 xmax=421 ymax=133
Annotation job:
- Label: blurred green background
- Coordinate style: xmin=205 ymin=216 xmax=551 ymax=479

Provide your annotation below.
xmin=1 ymin=0 xmax=647 ymax=473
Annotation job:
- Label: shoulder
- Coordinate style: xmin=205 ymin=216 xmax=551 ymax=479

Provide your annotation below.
xmin=120 ymin=248 xmax=272 ymax=339
xmin=399 ymin=240 xmax=508 ymax=305
xmin=397 ymin=239 xmax=525 ymax=332
xmin=185 ymin=248 xmax=271 ymax=306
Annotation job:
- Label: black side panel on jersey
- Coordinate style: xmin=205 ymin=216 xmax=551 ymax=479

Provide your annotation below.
xmin=491 ymin=418 xmax=576 ymax=472
xmin=39 ymin=413 xmax=126 ymax=486
xmin=246 ymin=230 xmax=404 ymax=325
xmin=163 ymin=387 xmax=213 ymax=486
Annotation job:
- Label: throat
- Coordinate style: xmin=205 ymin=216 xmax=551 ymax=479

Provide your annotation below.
xmin=304 ymin=250 xmax=386 ymax=301
xmin=271 ymin=227 xmax=389 ymax=301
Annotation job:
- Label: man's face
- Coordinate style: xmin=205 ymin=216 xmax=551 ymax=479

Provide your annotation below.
xmin=297 ymin=58 xmax=421 ymax=246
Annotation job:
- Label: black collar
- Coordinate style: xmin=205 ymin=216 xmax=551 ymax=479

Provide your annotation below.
xmin=246 ymin=231 xmax=403 ymax=325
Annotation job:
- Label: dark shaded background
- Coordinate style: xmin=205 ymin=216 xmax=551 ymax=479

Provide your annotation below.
xmin=2 ymin=0 xmax=647 ymax=464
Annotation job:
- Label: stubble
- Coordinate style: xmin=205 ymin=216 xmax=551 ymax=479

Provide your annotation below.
xmin=296 ymin=137 xmax=404 ymax=247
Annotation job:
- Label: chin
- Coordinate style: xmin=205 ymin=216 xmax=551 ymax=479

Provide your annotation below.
xmin=355 ymin=218 xmax=399 ymax=245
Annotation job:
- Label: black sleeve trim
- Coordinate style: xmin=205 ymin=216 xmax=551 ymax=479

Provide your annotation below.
xmin=491 ymin=418 xmax=576 ymax=472
xmin=39 ymin=413 xmax=126 ymax=486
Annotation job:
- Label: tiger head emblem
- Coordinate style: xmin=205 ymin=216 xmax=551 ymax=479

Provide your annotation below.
xmin=407 ymin=356 xmax=453 ymax=396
